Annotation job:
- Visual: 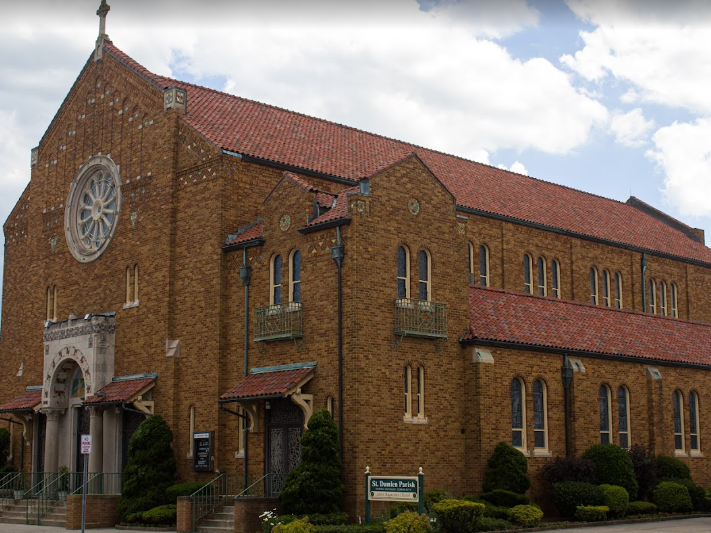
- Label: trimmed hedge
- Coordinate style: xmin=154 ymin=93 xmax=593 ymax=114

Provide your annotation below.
xmin=425 ymin=489 xmax=451 ymax=514
xmin=432 ymin=499 xmax=485 ymax=533
xmin=482 ymin=504 xmax=510 ymax=520
xmin=626 ymin=501 xmax=658 ymax=515
xmin=166 ymin=482 xmax=206 ymax=501
xmin=474 ymin=517 xmax=513 ymax=532
xmin=652 ymin=481 xmax=693 ymax=513
xmin=540 ymin=456 xmax=595 ymax=485
xmin=509 ymin=505 xmax=543 ymax=527
xmin=598 ymin=484 xmax=629 ymax=518
xmin=274 ymin=518 xmax=316 ymax=533
xmin=384 ymin=512 xmax=431 ymax=533
xmin=574 ymin=506 xmax=608 ymax=522
xmin=315 ymin=526 xmax=386 ymax=533
xmin=582 ymin=444 xmax=638 ymax=500
xmin=479 ymin=489 xmax=529 ymax=508
xmin=141 ymin=504 xmax=177 ymax=526
xmin=389 ymin=503 xmax=418 ymax=519
xmin=660 ymin=478 xmax=705 ymax=511
xmin=266 ymin=514 xmax=348 ymax=533
xmin=656 ymin=456 xmax=691 ymax=480
xmin=553 ymin=482 xmax=605 ymax=518
xmin=482 ymin=442 xmax=530 ymax=494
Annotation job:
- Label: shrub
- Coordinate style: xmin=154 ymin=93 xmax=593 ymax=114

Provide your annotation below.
xmin=652 ymin=481 xmax=693 ymax=513
xmin=425 ymin=489 xmax=450 ymax=514
xmin=574 ymin=506 xmax=608 ymax=522
xmin=479 ymin=489 xmax=529 ymax=508
xmin=279 ymin=410 xmax=344 ymax=515
xmin=389 ymin=503 xmax=418 ymax=518
xmin=509 ymin=505 xmax=543 ymax=527
xmin=315 ymin=526 xmax=385 ymax=533
xmin=661 ymin=478 xmax=706 ymax=511
xmin=627 ymin=445 xmax=657 ymax=501
xmin=308 ymin=513 xmax=349 ymax=525
xmin=141 ymin=504 xmax=177 ymax=526
xmin=598 ymin=484 xmax=629 ymax=518
xmin=473 ymin=517 xmax=513 ymax=532
xmin=582 ymin=444 xmax=638 ymax=500
xmin=384 ymin=511 xmax=431 ymax=533
xmin=482 ymin=442 xmax=530 ymax=494
xmin=482 ymin=504 xmax=510 ymax=520
xmin=432 ymin=499 xmax=485 ymax=533
xmin=540 ymin=456 xmax=595 ymax=485
xmin=626 ymin=501 xmax=658 ymax=515
xmin=552 ymin=481 xmax=605 ymax=518
xmin=118 ymin=415 xmax=177 ymax=521
xmin=264 ymin=514 xmax=299 ymax=533
xmin=656 ymin=455 xmax=691 ymax=480
xmin=0 ymin=429 xmax=9 ymax=470
xmin=166 ymin=482 xmax=206 ymax=501
xmin=274 ymin=518 xmax=317 ymax=533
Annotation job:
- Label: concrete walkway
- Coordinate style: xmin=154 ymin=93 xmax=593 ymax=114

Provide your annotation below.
xmin=0 ymin=525 xmax=175 ymax=533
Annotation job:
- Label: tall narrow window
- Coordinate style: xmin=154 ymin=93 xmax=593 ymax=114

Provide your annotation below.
xmin=648 ymin=279 xmax=656 ymax=314
xmin=417 ymin=367 xmax=425 ymax=418
xmin=599 ymin=384 xmax=612 ymax=444
xmin=671 ymin=283 xmax=678 ymax=318
xmin=533 ymin=379 xmax=548 ymax=451
xmin=551 ymin=260 xmax=561 ymax=298
xmin=326 ymin=396 xmax=334 ymax=418
xmin=397 ymin=246 xmax=410 ymax=299
xmin=511 ymin=378 xmax=526 ymax=450
xmin=479 ymin=245 xmax=490 ymax=287
xmin=618 ymin=386 xmax=630 ymax=449
xmin=468 ymin=243 xmax=475 ymax=285
xmin=690 ymin=391 xmax=700 ymax=453
xmin=523 ymin=254 xmax=533 ymax=294
xmin=270 ymin=255 xmax=282 ymax=304
xmin=133 ymin=265 xmax=139 ymax=303
xmin=289 ymin=250 xmax=301 ymax=303
xmin=614 ymin=272 xmax=623 ymax=309
xmin=46 ymin=286 xmax=54 ymax=321
xmin=590 ymin=268 xmax=599 ymax=305
xmin=404 ymin=366 xmax=412 ymax=418
xmin=537 ymin=257 xmax=547 ymax=296
xmin=418 ymin=249 xmax=431 ymax=301
xmin=659 ymin=281 xmax=667 ymax=316
xmin=126 ymin=267 xmax=132 ymax=304
xmin=602 ymin=270 xmax=611 ymax=307
xmin=674 ymin=390 xmax=684 ymax=452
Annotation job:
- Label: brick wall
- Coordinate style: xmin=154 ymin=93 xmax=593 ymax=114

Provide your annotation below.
xmin=65 ymin=494 xmax=120 ymax=529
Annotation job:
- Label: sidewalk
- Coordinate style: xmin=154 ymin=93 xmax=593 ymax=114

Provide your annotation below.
xmin=0 ymin=525 xmax=176 ymax=533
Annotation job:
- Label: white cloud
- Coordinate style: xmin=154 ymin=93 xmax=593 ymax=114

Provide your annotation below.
xmin=610 ymin=108 xmax=654 ymax=147
xmin=497 ymin=161 xmax=529 ymax=175
xmin=647 ymin=118 xmax=711 ymax=217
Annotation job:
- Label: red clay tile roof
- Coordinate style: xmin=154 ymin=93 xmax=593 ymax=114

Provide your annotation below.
xmin=305 ymin=187 xmax=358 ymax=228
xmin=221 ymin=365 xmax=315 ymax=401
xmin=316 ymin=192 xmax=336 ymax=209
xmin=282 ymin=172 xmax=317 ymax=192
xmin=224 ymin=222 xmax=264 ymax=247
xmin=463 ymin=286 xmax=711 ymax=366
xmin=83 ymin=376 xmax=155 ymax=405
xmin=103 ymin=42 xmax=711 ymax=265
xmin=0 ymin=389 xmax=41 ymax=412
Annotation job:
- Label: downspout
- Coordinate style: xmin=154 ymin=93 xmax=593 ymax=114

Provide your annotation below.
xmin=331 ymin=226 xmax=345 ymax=461
xmin=561 ymin=355 xmax=573 ymax=458
xmin=641 ymin=253 xmax=648 ymax=312
xmin=239 ymin=249 xmax=252 ymax=492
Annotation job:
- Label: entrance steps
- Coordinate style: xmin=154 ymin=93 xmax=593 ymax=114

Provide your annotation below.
xmin=0 ymin=498 xmax=67 ymax=527
xmin=197 ymin=503 xmax=235 ymax=533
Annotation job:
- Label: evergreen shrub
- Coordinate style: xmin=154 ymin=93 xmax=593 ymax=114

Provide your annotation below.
xmin=279 ymin=409 xmax=344 ymax=515
xmin=432 ymin=499 xmax=485 ymax=533
xmin=118 ymin=415 xmax=177 ymax=521
xmin=425 ymin=489 xmax=450 ymax=514
xmin=552 ymin=482 xmax=605 ymax=518
xmin=509 ymin=505 xmax=543 ymax=527
xmin=274 ymin=518 xmax=316 ymax=533
xmin=660 ymin=478 xmax=706 ymax=511
xmin=652 ymin=482 xmax=692 ymax=513
xmin=141 ymin=504 xmax=177 ymax=526
xmin=598 ymin=484 xmax=629 ymax=518
xmin=0 ymin=429 xmax=9 ymax=470
xmin=314 ymin=525 xmax=385 ymax=533
xmin=574 ymin=506 xmax=608 ymax=522
xmin=582 ymin=444 xmax=638 ymax=500
xmin=540 ymin=456 xmax=595 ymax=485
xmin=384 ymin=511 xmax=431 ymax=533
xmin=166 ymin=482 xmax=206 ymax=501
xmin=482 ymin=504 xmax=510 ymax=520
xmin=473 ymin=517 xmax=513 ymax=532
xmin=626 ymin=501 xmax=658 ymax=515
xmin=479 ymin=489 xmax=529 ymax=507
xmin=308 ymin=513 xmax=349 ymax=525
xmin=627 ymin=445 xmax=657 ymax=501
xmin=482 ymin=442 xmax=530 ymax=494
xmin=656 ymin=456 xmax=691 ymax=480
xmin=389 ymin=503 xmax=418 ymax=518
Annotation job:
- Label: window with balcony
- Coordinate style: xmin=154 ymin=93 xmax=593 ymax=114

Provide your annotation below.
xmin=255 ymin=253 xmax=303 ymax=341
xmin=395 ymin=248 xmax=446 ymax=338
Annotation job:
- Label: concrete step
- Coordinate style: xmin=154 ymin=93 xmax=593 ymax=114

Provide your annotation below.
xmin=200 ymin=518 xmax=234 ymax=527
xmin=197 ymin=527 xmax=234 ymax=533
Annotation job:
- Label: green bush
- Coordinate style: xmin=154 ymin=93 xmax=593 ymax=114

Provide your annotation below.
xmin=389 ymin=503 xmax=418 ymax=519
xmin=508 ymin=505 xmax=543 ymax=527
xmin=424 ymin=489 xmax=450 ymax=514
xmin=0 ymin=429 xmax=9 ymax=470
xmin=652 ymin=481 xmax=692 ymax=513
xmin=264 ymin=514 xmax=299 ymax=533
xmin=274 ymin=518 xmax=316 ymax=533
xmin=627 ymin=445 xmax=657 ymax=500
xmin=141 ymin=504 xmax=177 ymax=525
xmin=432 ymin=499 xmax=485 ymax=533
xmin=308 ymin=513 xmax=349 ymax=525
xmin=384 ymin=511 xmax=431 ymax=533
xmin=656 ymin=456 xmax=690 ymax=480
xmin=118 ymin=415 xmax=177 ymax=521
xmin=166 ymin=482 xmax=206 ymax=501
xmin=482 ymin=442 xmax=530 ymax=494
xmin=582 ymin=444 xmax=638 ymax=500
xmin=598 ymin=484 xmax=629 ymax=518
xmin=473 ymin=517 xmax=513 ymax=532
xmin=552 ymin=481 xmax=605 ymax=518
xmin=315 ymin=526 xmax=385 ymax=533
xmin=482 ymin=504 xmax=510 ymax=520
xmin=479 ymin=489 xmax=529 ymax=508
xmin=279 ymin=410 xmax=344 ymax=515
xmin=540 ymin=456 xmax=595 ymax=485
xmin=660 ymin=478 xmax=705 ymax=511
xmin=626 ymin=501 xmax=658 ymax=515
xmin=574 ymin=506 xmax=608 ymax=522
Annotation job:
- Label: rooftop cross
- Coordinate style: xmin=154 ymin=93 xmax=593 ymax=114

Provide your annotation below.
xmin=94 ymin=0 xmax=111 ymax=61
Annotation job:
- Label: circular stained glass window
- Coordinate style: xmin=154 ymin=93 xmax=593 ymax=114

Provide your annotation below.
xmin=65 ymin=155 xmax=122 ymax=263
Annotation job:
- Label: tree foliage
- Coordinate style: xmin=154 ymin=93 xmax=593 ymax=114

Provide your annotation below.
xmin=482 ymin=442 xmax=530 ymax=494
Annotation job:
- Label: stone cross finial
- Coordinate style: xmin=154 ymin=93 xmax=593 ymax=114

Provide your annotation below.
xmin=94 ymin=0 xmax=110 ymax=61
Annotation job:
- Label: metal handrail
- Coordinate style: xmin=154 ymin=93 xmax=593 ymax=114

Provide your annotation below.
xmin=254 ymin=302 xmax=304 ymax=341
xmin=0 ymin=472 xmax=23 ymax=510
xmin=235 ymin=472 xmax=278 ymax=499
xmin=191 ymin=473 xmax=251 ymax=532
xmin=394 ymin=298 xmax=448 ymax=338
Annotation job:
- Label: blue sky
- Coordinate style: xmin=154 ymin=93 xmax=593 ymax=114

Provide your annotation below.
xmin=1 ymin=0 xmax=711 ymax=319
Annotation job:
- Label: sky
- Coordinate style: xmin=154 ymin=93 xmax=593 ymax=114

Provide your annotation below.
xmin=1 ymin=0 xmax=711 ymax=318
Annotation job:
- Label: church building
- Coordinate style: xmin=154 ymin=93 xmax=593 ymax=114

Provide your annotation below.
xmin=3 ymin=1 xmax=711 ymax=525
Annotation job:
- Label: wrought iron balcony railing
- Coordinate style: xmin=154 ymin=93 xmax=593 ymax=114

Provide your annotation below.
xmin=254 ymin=302 xmax=303 ymax=342
xmin=394 ymin=298 xmax=448 ymax=339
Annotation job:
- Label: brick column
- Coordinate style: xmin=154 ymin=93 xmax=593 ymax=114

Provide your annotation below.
xmin=176 ymin=496 xmax=193 ymax=533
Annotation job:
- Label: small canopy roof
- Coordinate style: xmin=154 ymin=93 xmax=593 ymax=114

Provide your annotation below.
xmin=220 ymin=362 xmax=316 ymax=403
xmin=0 ymin=387 xmax=42 ymax=413
xmin=83 ymin=373 xmax=156 ymax=406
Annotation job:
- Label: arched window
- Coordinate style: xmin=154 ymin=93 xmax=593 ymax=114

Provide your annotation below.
xmin=418 ymin=249 xmax=431 ymax=301
xmin=46 ymin=286 xmax=57 ymax=322
xmin=326 ymin=396 xmax=334 ymax=418
xmin=404 ymin=365 xmax=412 ymax=418
xmin=397 ymin=246 xmax=410 ymax=299
xmin=417 ymin=366 xmax=425 ymax=418
xmin=479 ymin=245 xmax=490 ymax=287
xmin=551 ymin=260 xmax=561 ymax=298
xmin=599 ymin=384 xmax=612 ymax=444
xmin=671 ymin=283 xmax=678 ymax=318
xmin=614 ymin=272 xmax=623 ymax=309
xmin=618 ymin=386 xmax=630 ymax=449
xmin=602 ymin=270 xmax=611 ymax=307
xmin=468 ymin=242 xmax=475 ymax=285
xmin=537 ymin=257 xmax=547 ymax=296
xmin=134 ymin=265 xmax=139 ymax=303
xmin=659 ymin=281 xmax=667 ymax=316
xmin=511 ymin=378 xmax=526 ymax=450
xmin=648 ymin=278 xmax=656 ymax=314
xmin=270 ymin=255 xmax=282 ymax=305
xmin=533 ymin=379 xmax=548 ymax=451
xmin=523 ymin=254 xmax=533 ymax=294
xmin=289 ymin=250 xmax=301 ymax=303
xmin=673 ymin=390 xmax=684 ymax=451
xmin=125 ymin=265 xmax=139 ymax=306
xmin=690 ymin=391 xmax=700 ymax=453
xmin=590 ymin=268 xmax=599 ymax=305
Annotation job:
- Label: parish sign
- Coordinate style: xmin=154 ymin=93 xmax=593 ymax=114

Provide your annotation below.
xmin=368 ymin=476 xmax=419 ymax=501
